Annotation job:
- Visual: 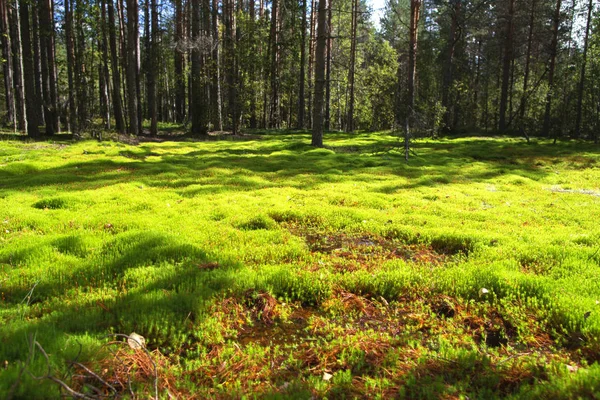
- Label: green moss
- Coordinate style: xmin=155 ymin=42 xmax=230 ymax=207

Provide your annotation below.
xmin=1 ymin=132 xmax=600 ymax=398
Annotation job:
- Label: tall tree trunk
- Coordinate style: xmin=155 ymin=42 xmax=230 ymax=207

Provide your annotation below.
xmin=498 ymin=0 xmax=514 ymax=131
xmin=307 ymin=0 xmax=316 ymax=129
xmin=574 ymin=0 xmax=593 ymax=138
xmin=324 ymin=0 xmax=332 ymax=130
xmin=542 ymin=0 xmax=562 ymax=137
xmin=297 ymin=0 xmax=307 ymax=129
xmin=0 ymin=0 xmax=14 ymax=128
xmin=75 ymin=0 xmax=88 ymax=131
xmin=211 ymin=0 xmax=222 ymax=130
xmin=65 ymin=0 xmax=77 ymax=134
xmin=346 ymin=0 xmax=358 ymax=132
xmin=117 ymin=0 xmax=129 ymax=123
xmin=148 ymin=0 xmax=158 ymax=134
xmin=40 ymin=0 xmax=58 ymax=134
xmin=312 ymin=0 xmax=327 ymax=147
xmin=472 ymin=39 xmax=481 ymax=127
xmin=403 ymin=0 xmax=421 ymax=160
xmin=174 ymin=0 xmax=185 ymax=123
xmin=31 ymin=2 xmax=44 ymax=126
xmin=518 ymin=0 xmax=536 ymax=126
xmin=224 ymin=0 xmax=237 ymax=134
xmin=191 ymin=0 xmax=208 ymax=135
xmin=126 ymin=0 xmax=140 ymax=134
xmin=19 ymin=0 xmax=40 ymax=137
xmin=8 ymin=0 xmax=26 ymax=131
xmin=39 ymin=0 xmax=52 ymax=134
xmin=441 ymin=0 xmax=461 ymax=131
xmin=269 ymin=0 xmax=279 ymax=127
xmin=107 ymin=0 xmax=125 ymax=133
xmin=49 ymin=0 xmax=59 ymax=132
xmin=99 ymin=0 xmax=111 ymax=130
xmin=144 ymin=0 xmax=150 ymax=119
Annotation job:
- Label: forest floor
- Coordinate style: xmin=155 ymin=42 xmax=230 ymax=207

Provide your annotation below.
xmin=1 ymin=129 xmax=600 ymax=399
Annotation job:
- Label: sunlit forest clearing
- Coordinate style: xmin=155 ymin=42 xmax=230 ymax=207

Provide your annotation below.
xmin=1 ymin=131 xmax=600 ymax=398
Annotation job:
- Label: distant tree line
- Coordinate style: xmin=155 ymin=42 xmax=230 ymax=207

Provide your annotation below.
xmin=0 ymin=0 xmax=598 ymax=145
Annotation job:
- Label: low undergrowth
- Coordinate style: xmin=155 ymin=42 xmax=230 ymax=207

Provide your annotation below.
xmin=1 ymin=131 xmax=599 ymax=398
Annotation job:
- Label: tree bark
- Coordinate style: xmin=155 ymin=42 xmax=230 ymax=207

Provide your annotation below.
xmin=574 ymin=0 xmax=593 ymax=138
xmin=107 ymin=0 xmax=125 ymax=133
xmin=312 ymin=0 xmax=327 ymax=147
xmin=224 ymin=0 xmax=237 ymax=134
xmin=324 ymin=0 xmax=332 ymax=131
xmin=148 ymin=0 xmax=158 ymax=135
xmin=269 ymin=0 xmax=280 ymax=128
xmin=0 ymin=0 xmax=15 ymax=128
xmin=404 ymin=0 xmax=421 ymax=160
xmin=31 ymin=2 xmax=44 ymax=126
xmin=346 ymin=0 xmax=358 ymax=132
xmin=498 ymin=0 xmax=514 ymax=131
xmin=518 ymin=0 xmax=536 ymax=127
xmin=39 ymin=0 xmax=58 ymax=134
xmin=19 ymin=0 xmax=41 ymax=137
xmin=174 ymin=0 xmax=185 ymax=123
xmin=211 ymin=0 xmax=222 ymax=130
xmin=125 ymin=0 xmax=140 ymax=134
xmin=297 ymin=0 xmax=307 ymax=129
xmin=8 ymin=0 xmax=26 ymax=131
xmin=441 ymin=0 xmax=461 ymax=131
xmin=191 ymin=0 xmax=209 ymax=135
xmin=542 ymin=0 xmax=562 ymax=137
xmin=75 ymin=0 xmax=88 ymax=131
xmin=65 ymin=0 xmax=77 ymax=134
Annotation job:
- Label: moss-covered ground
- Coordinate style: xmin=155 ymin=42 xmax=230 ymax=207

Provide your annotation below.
xmin=1 ymin=130 xmax=600 ymax=398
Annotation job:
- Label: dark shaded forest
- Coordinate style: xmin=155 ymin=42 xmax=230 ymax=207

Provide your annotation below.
xmin=0 ymin=0 xmax=599 ymax=145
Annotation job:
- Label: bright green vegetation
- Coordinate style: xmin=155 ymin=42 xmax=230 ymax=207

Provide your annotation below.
xmin=1 ymin=131 xmax=600 ymax=399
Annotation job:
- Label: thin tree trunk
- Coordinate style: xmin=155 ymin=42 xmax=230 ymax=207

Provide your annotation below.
xmin=19 ymin=0 xmax=40 ymax=137
xmin=31 ymin=2 xmax=44 ymax=126
xmin=148 ymin=0 xmax=158 ymax=135
xmin=269 ymin=0 xmax=279 ymax=127
xmin=0 ymin=0 xmax=15 ymax=128
xmin=472 ymin=39 xmax=481 ymax=128
xmin=8 ymin=0 xmax=26 ymax=131
xmin=211 ymin=0 xmax=222 ymax=130
xmin=542 ymin=0 xmax=562 ymax=138
xmin=39 ymin=0 xmax=55 ymax=135
xmin=519 ymin=0 xmax=536 ymax=127
xmin=312 ymin=0 xmax=327 ymax=147
xmin=144 ymin=0 xmax=150 ymax=119
xmin=307 ymin=0 xmax=316 ymax=129
xmin=574 ymin=0 xmax=593 ymax=138
xmin=107 ymin=0 xmax=125 ymax=133
xmin=499 ymin=0 xmax=514 ymax=131
xmin=174 ymin=0 xmax=185 ymax=123
xmin=224 ymin=0 xmax=237 ymax=133
xmin=75 ymin=0 xmax=87 ymax=131
xmin=297 ymin=0 xmax=307 ymax=129
xmin=98 ymin=1 xmax=111 ymax=130
xmin=346 ymin=0 xmax=357 ymax=132
xmin=442 ymin=0 xmax=461 ymax=131
xmin=126 ymin=0 xmax=140 ymax=134
xmin=191 ymin=0 xmax=208 ymax=135
xmin=404 ymin=0 xmax=421 ymax=160
xmin=117 ymin=0 xmax=129 ymax=124
xmin=324 ymin=0 xmax=332 ymax=131
xmin=65 ymin=0 xmax=76 ymax=134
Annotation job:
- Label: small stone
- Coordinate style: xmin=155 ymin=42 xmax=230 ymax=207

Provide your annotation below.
xmin=127 ymin=332 xmax=146 ymax=349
